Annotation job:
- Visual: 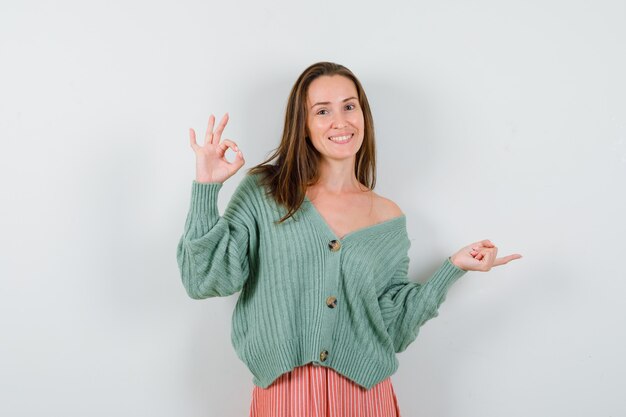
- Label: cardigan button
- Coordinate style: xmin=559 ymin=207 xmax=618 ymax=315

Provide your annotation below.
xmin=326 ymin=296 xmax=337 ymax=308
xmin=328 ymin=240 xmax=341 ymax=251
xmin=320 ymin=350 xmax=329 ymax=362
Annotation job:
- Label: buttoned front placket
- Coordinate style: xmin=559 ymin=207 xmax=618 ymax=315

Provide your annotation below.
xmin=312 ymin=237 xmax=342 ymax=366
xmin=301 ymin=197 xmax=350 ymax=368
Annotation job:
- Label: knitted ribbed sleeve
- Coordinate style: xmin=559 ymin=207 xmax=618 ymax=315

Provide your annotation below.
xmin=176 ymin=175 xmax=257 ymax=298
xmin=378 ymin=249 xmax=467 ymax=353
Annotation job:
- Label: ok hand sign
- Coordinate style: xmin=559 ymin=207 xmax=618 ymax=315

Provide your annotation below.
xmin=189 ymin=113 xmax=245 ymax=184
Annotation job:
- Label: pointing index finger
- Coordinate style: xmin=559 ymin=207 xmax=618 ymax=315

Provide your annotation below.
xmin=493 ymin=254 xmax=523 ymax=266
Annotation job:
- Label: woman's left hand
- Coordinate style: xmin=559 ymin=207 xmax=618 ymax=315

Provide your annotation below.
xmin=450 ymin=239 xmax=522 ymax=272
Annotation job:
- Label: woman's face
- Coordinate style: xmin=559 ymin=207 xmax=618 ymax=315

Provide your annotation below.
xmin=305 ymin=75 xmax=365 ymax=163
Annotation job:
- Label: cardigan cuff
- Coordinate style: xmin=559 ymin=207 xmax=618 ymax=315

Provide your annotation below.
xmin=425 ymin=257 xmax=468 ymax=296
xmin=182 ymin=180 xmax=224 ymax=238
xmin=190 ymin=180 xmax=223 ymax=218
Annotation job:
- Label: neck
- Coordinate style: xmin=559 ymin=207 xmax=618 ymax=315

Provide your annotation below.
xmin=312 ymin=156 xmax=367 ymax=195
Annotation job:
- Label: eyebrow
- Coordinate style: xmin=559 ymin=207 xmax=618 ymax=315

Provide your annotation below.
xmin=310 ymin=96 xmax=358 ymax=109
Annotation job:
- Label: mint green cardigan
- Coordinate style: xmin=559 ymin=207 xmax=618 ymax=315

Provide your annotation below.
xmin=176 ymin=172 xmax=467 ymax=389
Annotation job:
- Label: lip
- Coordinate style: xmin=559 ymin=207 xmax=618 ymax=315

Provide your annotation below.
xmin=328 ymin=132 xmax=353 ymax=139
xmin=327 ymin=133 xmax=354 ymax=145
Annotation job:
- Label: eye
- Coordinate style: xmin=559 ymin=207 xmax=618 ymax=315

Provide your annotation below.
xmin=345 ymin=103 xmax=356 ymax=110
xmin=316 ymin=109 xmax=328 ymax=115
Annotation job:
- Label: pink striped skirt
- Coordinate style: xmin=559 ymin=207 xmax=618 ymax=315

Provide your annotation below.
xmin=249 ymin=363 xmax=401 ymax=417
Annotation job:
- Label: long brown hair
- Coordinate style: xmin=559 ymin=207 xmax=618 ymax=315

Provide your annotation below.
xmin=247 ymin=61 xmax=377 ymax=224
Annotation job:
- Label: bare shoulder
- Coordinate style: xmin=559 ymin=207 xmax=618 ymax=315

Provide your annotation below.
xmin=372 ymin=192 xmax=405 ymax=220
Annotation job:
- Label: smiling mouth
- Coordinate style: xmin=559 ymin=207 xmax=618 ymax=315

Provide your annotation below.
xmin=328 ymin=133 xmax=354 ymax=144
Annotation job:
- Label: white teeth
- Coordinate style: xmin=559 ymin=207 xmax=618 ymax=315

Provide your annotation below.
xmin=329 ymin=134 xmax=353 ymax=143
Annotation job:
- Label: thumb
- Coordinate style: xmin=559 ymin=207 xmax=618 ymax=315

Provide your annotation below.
xmin=235 ymin=149 xmax=245 ymax=166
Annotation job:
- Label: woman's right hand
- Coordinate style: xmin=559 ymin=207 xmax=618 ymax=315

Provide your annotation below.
xmin=189 ymin=113 xmax=245 ymax=184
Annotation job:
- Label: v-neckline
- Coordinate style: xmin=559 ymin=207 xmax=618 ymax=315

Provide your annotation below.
xmin=302 ymin=194 xmax=406 ymax=241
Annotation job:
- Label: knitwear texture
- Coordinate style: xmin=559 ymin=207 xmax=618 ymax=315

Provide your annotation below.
xmin=176 ymin=172 xmax=468 ymax=389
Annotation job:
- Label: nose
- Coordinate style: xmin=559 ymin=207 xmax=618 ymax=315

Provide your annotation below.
xmin=332 ymin=112 xmax=347 ymax=129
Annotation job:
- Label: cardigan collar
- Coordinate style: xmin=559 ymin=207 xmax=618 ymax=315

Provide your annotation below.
xmin=301 ymin=195 xmax=406 ymax=242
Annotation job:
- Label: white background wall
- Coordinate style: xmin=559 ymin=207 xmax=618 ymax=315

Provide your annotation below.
xmin=2 ymin=0 xmax=624 ymax=416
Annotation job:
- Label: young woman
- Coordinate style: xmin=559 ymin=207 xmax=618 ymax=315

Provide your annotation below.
xmin=177 ymin=61 xmax=522 ymax=417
